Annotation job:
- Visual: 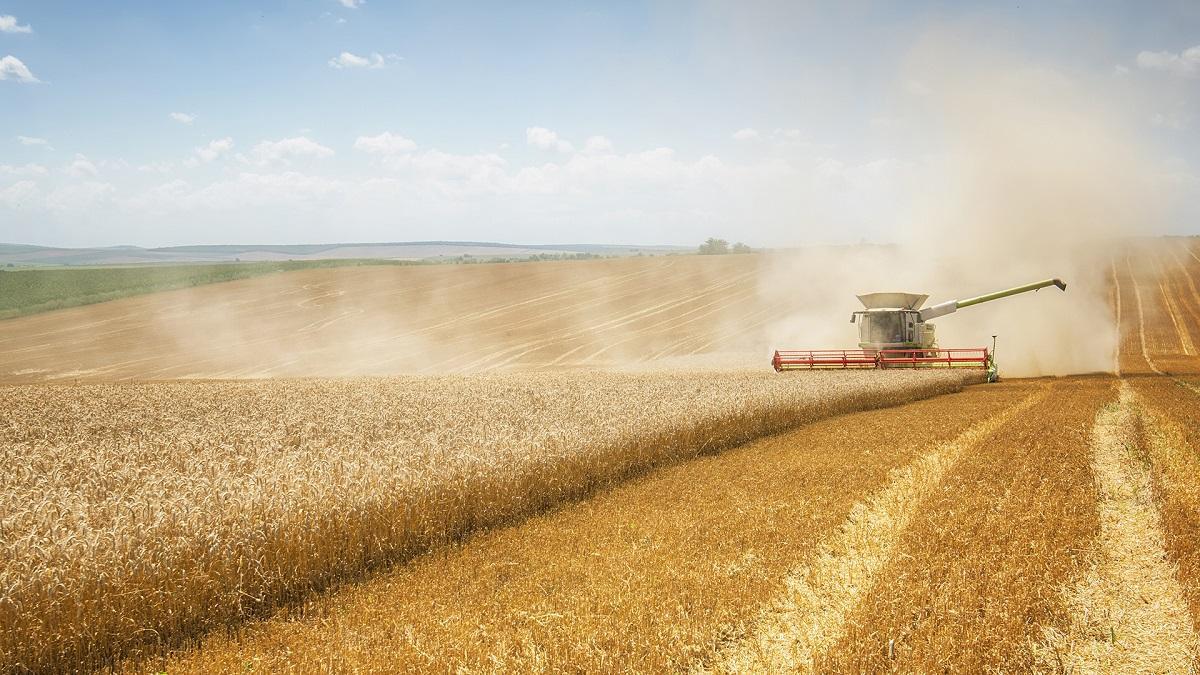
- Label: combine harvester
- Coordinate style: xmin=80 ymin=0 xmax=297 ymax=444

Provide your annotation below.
xmin=772 ymin=278 xmax=1066 ymax=382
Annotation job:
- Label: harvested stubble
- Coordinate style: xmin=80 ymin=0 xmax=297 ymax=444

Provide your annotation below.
xmin=708 ymin=382 xmax=1050 ymax=673
xmin=1045 ymin=382 xmax=1198 ymax=673
xmin=815 ymin=377 xmax=1113 ymax=672
xmin=1120 ymin=239 xmax=1200 ymax=376
xmin=1160 ymin=246 xmax=1200 ymax=349
xmin=0 ymin=369 xmax=970 ymax=672
xmin=1129 ymin=376 xmax=1200 ymax=633
xmin=136 ymin=376 xmax=1032 ymax=673
xmin=1113 ymin=257 xmax=1157 ymax=376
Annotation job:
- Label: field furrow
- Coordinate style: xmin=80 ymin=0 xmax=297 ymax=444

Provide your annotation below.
xmin=704 ymin=385 xmax=1049 ymax=673
xmin=1129 ymin=377 xmax=1200 ymax=634
xmin=814 ymin=377 xmax=1112 ymax=672
xmin=1047 ymin=382 xmax=1198 ymax=672
xmin=1165 ymin=244 xmax=1200 ymax=339
xmin=1114 ymin=257 xmax=1156 ymax=375
xmin=134 ymin=380 xmax=1038 ymax=673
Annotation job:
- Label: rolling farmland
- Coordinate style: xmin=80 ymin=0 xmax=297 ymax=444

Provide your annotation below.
xmin=0 ymin=258 xmax=420 ymax=321
xmin=0 ymin=254 xmax=785 ymax=381
xmin=2 ymin=237 xmax=1200 ymax=672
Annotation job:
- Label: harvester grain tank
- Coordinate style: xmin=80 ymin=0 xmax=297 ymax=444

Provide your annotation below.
xmin=772 ymin=278 xmax=1067 ymax=381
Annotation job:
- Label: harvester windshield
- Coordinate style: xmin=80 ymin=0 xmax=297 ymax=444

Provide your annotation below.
xmin=860 ymin=312 xmax=905 ymax=344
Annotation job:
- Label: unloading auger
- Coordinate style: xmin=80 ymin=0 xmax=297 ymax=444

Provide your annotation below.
xmin=771 ymin=278 xmax=1066 ymax=382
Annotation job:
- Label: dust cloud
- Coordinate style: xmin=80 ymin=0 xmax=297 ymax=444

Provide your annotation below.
xmin=763 ymin=32 xmax=1159 ymax=377
xmin=0 ymin=33 xmax=1164 ymax=381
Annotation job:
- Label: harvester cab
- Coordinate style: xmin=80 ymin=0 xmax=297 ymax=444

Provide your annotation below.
xmin=850 ymin=292 xmax=931 ymax=350
xmin=773 ymin=278 xmax=1067 ymax=381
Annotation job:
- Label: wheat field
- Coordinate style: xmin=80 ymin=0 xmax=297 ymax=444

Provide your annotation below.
xmin=147 ymin=379 xmax=1039 ymax=673
xmin=3 ymin=238 xmax=1200 ymax=672
xmin=0 ymin=369 xmax=969 ymax=672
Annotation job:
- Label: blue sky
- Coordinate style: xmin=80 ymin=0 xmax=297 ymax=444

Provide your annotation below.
xmin=1 ymin=1 xmax=1198 ymax=247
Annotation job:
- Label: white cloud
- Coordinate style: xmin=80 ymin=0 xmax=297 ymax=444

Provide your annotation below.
xmin=4 ymin=136 xmax=921 ymax=249
xmin=526 ymin=126 xmax=574 ymax=153
xmin=169 ymin=112 xmax=196 ymax=125
xmin=0 ymin=163 xmax=47 ymax=177
xmin=583 ymin=136 xmax=614 ymax=154
xmin=0 ymin=15 xmax=32 ymax=34
xmin=373 ymin=150 xmax=509 ymax=193
xmin=770 ymin=128 xmax=808 ymax=145
xmin=354 ymin=131 xmax=417 ymax=154
xmin=732 ymin=128 xmax=760 ymax=141
xmin=64 ymin=154 xmax=99 ymax=178
xmin=195 ymin=137 xmax=234 ymax=163
xmin=138 ymin=161 xmax=175 ymax=174
xmin=46 ymin=182 xmax=115 ymax=214
xmin=329 ymin=52 xmax=375 ymax=69
xmin=0 ymin=180 xmax=38 ymax=208
xmin=132 ymin=172 xmax=348 ymax=214
xmin=0 ymin=55 xmax=39 ymax=83
xmin=121 ymin=179 xmax=193 ymax=214
xmin=338 ymin=0 xmax=364 ymax=7
xmin=16 ymin=135 xmax=49 ymax=147
xmin=1136 ymin=45 xmax=1200 ymax=77
xmin=328 ymin=51 xmax=396 ymax=69
xmin=246 ymin=137 xmax=335 ymax=166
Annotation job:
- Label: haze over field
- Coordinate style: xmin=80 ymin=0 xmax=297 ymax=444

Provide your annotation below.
xmin=0 ymin=238 xmax=1192 ymax=381
xmin=764 ymin=35 xmax=1161 ymax=376
xmin=5 ymin=3 xmax=1199 ymax=376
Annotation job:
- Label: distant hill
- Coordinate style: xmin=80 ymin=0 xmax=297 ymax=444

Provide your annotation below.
xmin=0 ymin=241 xmax=691 ymax=267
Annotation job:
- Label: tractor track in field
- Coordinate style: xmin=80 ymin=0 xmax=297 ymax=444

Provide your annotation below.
xmin=1111 ymin=258 xmax=1124 ymax=375
xmin=1130 ymin=379 xmax=1200 ymax=638
xmin=1124 ymin=248 xmax=1200 ymax=390
xmin=397 ymin=261 xmax=747 ymax=370
xmin=815 ymin=377 xmax=1112 ymax=672
xmin=1153 ymin=250 xmax=1197 ymax=356
xmin=701 ymin=384 xmax=1051 ymax=673
xmin=1128 ymin=256 xmax=1167 ymax=376
xmin=447 ymin=269 xmax=759 ymax=372
xmin=1187 ymin=240 xmax=1200 ymax=265
xmin=1165 ymin=246 xmax=1200 ymax=335
xmin=1044 ymin=382 xmax=1198 ymax=673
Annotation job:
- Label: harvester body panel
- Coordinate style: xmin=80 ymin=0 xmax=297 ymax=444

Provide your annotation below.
xmin=855 ymin=292 xmax=927 ymax=310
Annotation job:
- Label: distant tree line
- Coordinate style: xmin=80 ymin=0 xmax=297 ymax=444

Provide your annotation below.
xmin=698 ymin=238 xmax=753 ymax=255
xmin=450 ymin=252 xmax=603 ymax=264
